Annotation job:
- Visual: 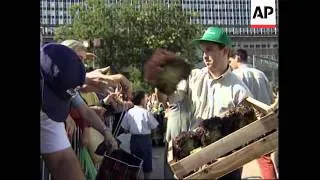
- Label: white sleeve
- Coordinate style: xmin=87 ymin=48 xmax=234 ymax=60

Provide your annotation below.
xmin=147 ymin=112 xmax=159 ymax=129
xmin=233 ymin=83 xmax=253 ymax=105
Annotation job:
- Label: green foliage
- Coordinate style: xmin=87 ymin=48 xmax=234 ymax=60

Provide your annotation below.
xmin=127 ymin=64 xmax=152 ymax=92
xmin=54 ymin=0 xmax=204 ymax=90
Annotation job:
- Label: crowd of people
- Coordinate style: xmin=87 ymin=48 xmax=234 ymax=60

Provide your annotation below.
xmin=40 ymin=26 xmax=278 ymax=180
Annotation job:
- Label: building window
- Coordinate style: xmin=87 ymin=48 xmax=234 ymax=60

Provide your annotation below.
xmin=256 ymin=44 xmax=261 ymax=48
xmin=261 ymin=44 xmax=266 ymax=48
xmin=250 ymin=44 xmax=254 ymax=48
xmin=59 ymin=18 xmax=64 ymax=24
xmin=273 ymin=44 xmax=278 ymax=48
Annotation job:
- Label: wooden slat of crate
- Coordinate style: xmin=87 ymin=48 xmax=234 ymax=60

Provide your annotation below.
xmin=185 ymin=131 xmax=278 ymax=179
xmin=167 ymin=140 xmax=175 ymax=165
xmin=169 ymin=111 xmax=278 ymax=179
xmin=244 ymin=97 xmax=271 ymax=114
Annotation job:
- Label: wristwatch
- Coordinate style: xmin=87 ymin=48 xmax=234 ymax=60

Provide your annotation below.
xmin=102 ymin=126 xmax=112 ymax=136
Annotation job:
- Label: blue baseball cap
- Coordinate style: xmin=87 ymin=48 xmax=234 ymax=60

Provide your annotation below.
xmin=40 ymin=43 xmax=86 ymax=122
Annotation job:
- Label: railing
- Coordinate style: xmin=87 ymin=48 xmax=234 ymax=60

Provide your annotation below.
xmin=40 ymin=127 xmax=82 ymax=180
xmin=40 ymin=156 xmax=51 ymax=180
xmin=248 ymin=55 xmax=279 ymax=88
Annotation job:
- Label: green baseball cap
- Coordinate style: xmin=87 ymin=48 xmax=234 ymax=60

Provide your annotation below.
xmin=192 ymin=27 xmax=232 ymax=47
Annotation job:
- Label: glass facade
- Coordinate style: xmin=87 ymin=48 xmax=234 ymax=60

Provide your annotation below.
xmin=40 ymin=0 xmax=279 ymax=60
xmin=40 ymin=0 xmax=278 ymax=35
xmin=40 ymin=0 xmax=84 ymax=37
xmin=181 ymin=0 xmax=278 ymax=36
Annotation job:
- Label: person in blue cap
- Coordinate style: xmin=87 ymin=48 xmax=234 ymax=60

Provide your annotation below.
xmin=40 ymin=43 xmax=118 ymax=180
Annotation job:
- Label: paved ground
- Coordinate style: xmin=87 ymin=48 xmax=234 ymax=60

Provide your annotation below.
xmin=117 ymin=134 xmax=165 ymax=179
xmin=117 ymin=134 xmax=277 ymax=179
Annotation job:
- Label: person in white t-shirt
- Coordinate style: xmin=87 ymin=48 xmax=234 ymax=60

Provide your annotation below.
xmin=121 ymin=91 xmax=159 ymax=179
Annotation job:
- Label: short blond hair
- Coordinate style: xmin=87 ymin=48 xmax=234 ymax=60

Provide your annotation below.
xmin=61 ymin=40 xmax=86 ymax=53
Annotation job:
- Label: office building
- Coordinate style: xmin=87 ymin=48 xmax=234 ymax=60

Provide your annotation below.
xmin=40 ymin=0 xmax=278 ymax=60
xmin=181 ymin=0 xmax=278 ymax=60
xmin=40 ymin=0 xmax=84 ymax=42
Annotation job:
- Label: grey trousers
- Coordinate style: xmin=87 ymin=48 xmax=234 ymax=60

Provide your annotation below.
xmin=163 ymin=142 xmax=175 ymax=179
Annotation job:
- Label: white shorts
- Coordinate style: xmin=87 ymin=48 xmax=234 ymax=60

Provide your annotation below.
xmin=40 ymin=115 xmax=71 ymax=154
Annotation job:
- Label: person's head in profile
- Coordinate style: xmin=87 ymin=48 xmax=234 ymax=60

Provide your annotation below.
xmin=132 ymin=90 xmax=147 ymax=108
xmin=228 ymin=48 xmax=248 ymax=70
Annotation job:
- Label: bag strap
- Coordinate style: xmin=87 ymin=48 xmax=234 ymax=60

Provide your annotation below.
xmin=40 ymin=70 xmax=44 ymax=109
xmin=113 ymin=111 xmax=126 ymax=137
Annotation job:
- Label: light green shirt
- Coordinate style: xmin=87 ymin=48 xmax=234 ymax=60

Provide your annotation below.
xmin=186 ymin=67 xmax=252 ymax=121
xmin=165 ymin=67 xmax=252 ymax=140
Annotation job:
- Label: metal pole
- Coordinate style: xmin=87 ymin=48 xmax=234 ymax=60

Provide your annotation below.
xmin=41 ymin=157 xmax=45 ymax=179
xmin=93 ymin=48 xmax=96 ymax=69
xmin=40 ymin=27 xmax=43 ymax=46
xmin=252 ymin=55 xmax=255 ymax=68
xmin=272 ymin=67 xmax=276 ymax=86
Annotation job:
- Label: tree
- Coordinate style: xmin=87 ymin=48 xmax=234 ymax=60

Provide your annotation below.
xmin=126 ymin=64 xmax=152 ymax=92
xmin=55 ymin=0 xmax=204 ymax=92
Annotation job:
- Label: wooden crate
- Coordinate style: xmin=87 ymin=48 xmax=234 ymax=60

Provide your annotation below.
xmin=167 ymin=97 xmax=278 ymax=179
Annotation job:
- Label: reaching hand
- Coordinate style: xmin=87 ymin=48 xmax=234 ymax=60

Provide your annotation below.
xmin=108 ymin=74 xmax=132 ymax=100
xmin=103 ymin=93 xmax=119 ymax=105
xmin=89 ymin=106 xmax=106 ymax=120
xmin=103 ymin=131 xmax=119 ymax=152
xmin=83 ymin=67 xmax=132 ymax=98
xmin=122 ymin=101 xmax=134 ymax=111
xmin=85 ymin=53 xmax=97 ymax=59
xmin=65 ymin=115 xmax=76 ymax=139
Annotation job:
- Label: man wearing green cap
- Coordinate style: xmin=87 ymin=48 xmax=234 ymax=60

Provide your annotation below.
xmin=163 ymin=27 xmax=253 ymax=179
xmin=187 ymin=27 xmax=252 ymax=120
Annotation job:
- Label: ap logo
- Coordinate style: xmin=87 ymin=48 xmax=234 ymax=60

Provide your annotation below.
xmin=251 ymin=0 xmax=277 ymax=28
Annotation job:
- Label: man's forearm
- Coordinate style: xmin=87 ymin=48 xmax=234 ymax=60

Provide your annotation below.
xmin=78 ymin=105 xmax=119 ymax=150
xmin=83 ymin=75 xmax=115 ymax=92
xmin=71 ymin=93 xmax=112 ymax=136
xmin=80 ymin=107 xmax=110 ymax=135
